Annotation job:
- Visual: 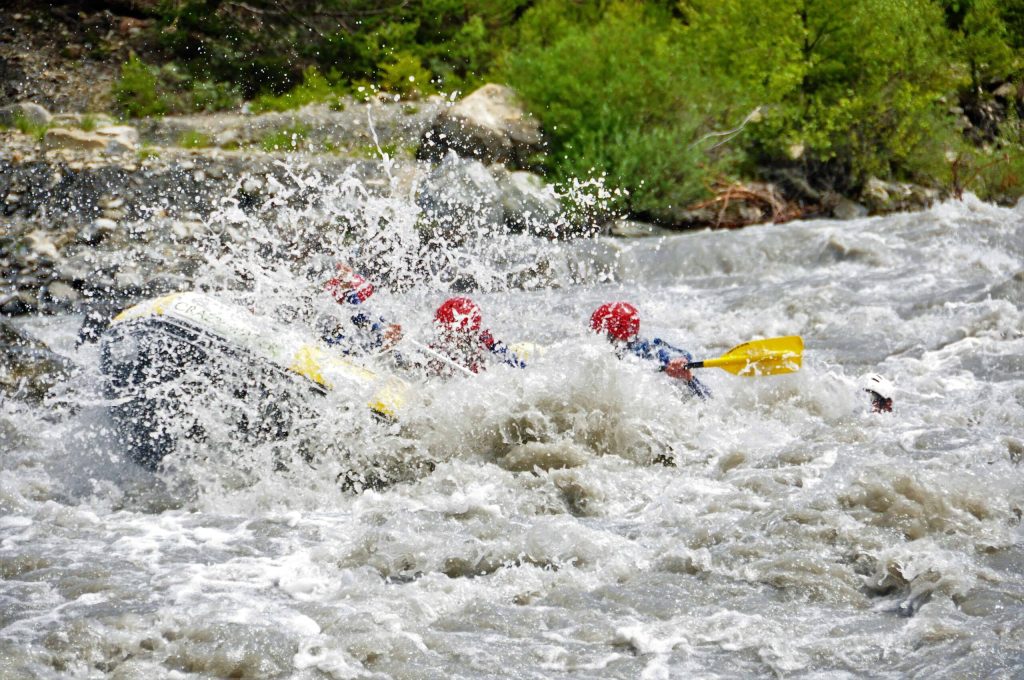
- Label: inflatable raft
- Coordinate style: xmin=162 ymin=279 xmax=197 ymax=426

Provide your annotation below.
xmin=100 ymin=292 xmax=406 ymax=469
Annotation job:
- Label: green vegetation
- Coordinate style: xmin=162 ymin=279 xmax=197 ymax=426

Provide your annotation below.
xmin=112 ymin=54 xmax=241 ymax=118
xmin=137 ymin=144 xmax=160 ymax=161
xmin=259 ymin=122 xmax=310 ymax=152
xmin=2 ymin=112 xmax=52 ymax=142
xmin=104 ymin=0 xmax=1023 ymax=209
xmin=502 ymin=0 xmax=1024 ymax=215
xmin=178 ymin=130 xmax=212 ymax=149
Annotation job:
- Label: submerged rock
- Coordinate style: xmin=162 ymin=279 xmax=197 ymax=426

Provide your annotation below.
xmin=0 ymin=320 xmax=73 ymax=402
xmin=491 ymin=167 xmax=563 ymax=237
xmin=608 ymin=219 xmax=675 ymax=238
xmin=416 ymin=153 xmax=505 ymax=241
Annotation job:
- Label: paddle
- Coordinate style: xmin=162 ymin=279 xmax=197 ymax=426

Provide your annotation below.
xmin=687 ymin=335 xmax=803 ymax=376
xmin=407 ymin=339 xmax=476 ymax=377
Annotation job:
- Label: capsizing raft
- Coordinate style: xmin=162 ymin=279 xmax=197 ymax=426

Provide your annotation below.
xmin=99 ymin=291 xmax=407 ymax=469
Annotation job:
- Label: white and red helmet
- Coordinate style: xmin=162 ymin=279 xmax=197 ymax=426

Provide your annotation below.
xmin=590 ymin=302 xmax=640 ymax=341
xmin=435 ymin=297 xmax=483 ymax=333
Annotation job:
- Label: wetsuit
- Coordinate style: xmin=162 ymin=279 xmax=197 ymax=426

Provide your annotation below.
xmin=319 ymin=270 xmax=394 ymax=354
xmin=625 ymin=337 xmax=711 ymax=399
xmin=430 ymin=329 xmax=525 ymax=374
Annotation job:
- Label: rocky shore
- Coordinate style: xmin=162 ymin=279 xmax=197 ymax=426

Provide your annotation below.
xmin=0 ymin=81 xmax=948 ymax=402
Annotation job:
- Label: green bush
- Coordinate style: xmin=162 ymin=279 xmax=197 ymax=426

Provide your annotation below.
xmin=379 ymin=52 xmax=435 ymax=99
xmin=113 ymin=54 xmax=169 ymax=118
xmin=113 ymin=54 xmax=241 ymax=118
xmin=684 ymin=0 xmax=962 ymax=191
xmin=250 ymin=68 xmax=345 ymax=113
xmin=504 ymin=2 xmax=734 ymax=220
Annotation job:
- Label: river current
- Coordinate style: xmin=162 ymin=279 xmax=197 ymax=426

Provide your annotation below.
xmin=2 ymin=187 xmax=1022 ymax=678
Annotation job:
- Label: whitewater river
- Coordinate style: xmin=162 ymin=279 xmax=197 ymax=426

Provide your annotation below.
xmin=2 ymin=191 xmax=1022 ymax=678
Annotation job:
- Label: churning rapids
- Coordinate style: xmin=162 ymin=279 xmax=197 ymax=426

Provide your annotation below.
xmin=1 ymin=172 xmax=1022 ymax=679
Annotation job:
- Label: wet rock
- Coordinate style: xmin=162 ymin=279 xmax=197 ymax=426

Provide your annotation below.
xmin=0 ymin=102 xmax=51 ymax=127
xmin=416 ymin=153 xmax=505 ymax=240
xmin=0 ymin=291 xmax=38 ymax=316
xmin=608 ymin=219 xmax=675 ymax=238
xmin=491 ymin=167 xmax=563 ymax=236
xmin=828 ymin=195 xmax=869 ymax=220
xmin=43 ymin=127 xmax=110 ymax=152
xmin=42 ymin=126 xmax=138 ymax=155
xmin=419 ymin=84 xmax=545 ymax=169
xmin=25 ymin=230 xmax=61 ymax=262
xmin=43 ymin=280 xmax=79 ymax=306
xmin=860 ymin=177 xmax=940 ymax=214
xmin=0 ymin=319 xmax=72 ymax=402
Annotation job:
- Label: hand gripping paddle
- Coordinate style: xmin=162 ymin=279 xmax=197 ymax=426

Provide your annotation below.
xmin=687 ymin=336 xmax=803 ymax=376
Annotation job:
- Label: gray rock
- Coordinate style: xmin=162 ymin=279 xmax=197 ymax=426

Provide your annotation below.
xmin=860 ymin=177 xmax=938 ymax=214
xmin=0 ymin=102 xmax=52 ymax=127
xmin=42 ymin=126 xmax=139 ymax=154
xmin=491 ymin=167 xmax=563 ymax=236
xmin=25 ymin=230 xmax=61 ymax=263
xmin=43 ymin=280 xmax=79 ymax=306
xmin=828 ymin=195 xmax=868 ymax=220
xmin=416 ymin=153 xmax=505 ymax=241
xmin=608 ymin=219 xmax=675 ymax=238
xmin=0 ymin=319 xmax=73 ymax=402
xmin=419 ymin=84 xmax=545 ymax=168
xmin=43 ymin=127 xmax=110 ymax=151
xmin=0 ymin=291 xmax=38 ymax=316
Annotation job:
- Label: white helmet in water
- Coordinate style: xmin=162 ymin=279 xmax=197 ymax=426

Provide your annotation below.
xmin=860 ymin=373 xmax=894 ymax=412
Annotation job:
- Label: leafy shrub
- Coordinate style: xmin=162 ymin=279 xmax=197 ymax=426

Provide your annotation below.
xmin=250 ymin=68 xmax=345 ymax=113
xmin=379 ymin=52 xmax=435 ymax=99
xmin=113 ymin=54 xmax=169 ymax=118
xmin=684 ymin=0 xmax=962 ymax=191
xmin=504 ymin=2 xmax=734 ymax=220
xmin=113 ymin=54 xmax=240 ymax=118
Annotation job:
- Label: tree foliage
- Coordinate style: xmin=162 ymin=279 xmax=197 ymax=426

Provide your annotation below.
xmin=107 ymin=0 xmax=1023 ymax=206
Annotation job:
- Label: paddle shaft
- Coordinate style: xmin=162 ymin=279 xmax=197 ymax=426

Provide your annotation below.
xmin=408 ymin=339 xmax=476 ymax=377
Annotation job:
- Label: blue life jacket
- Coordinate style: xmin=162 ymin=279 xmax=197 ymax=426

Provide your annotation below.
xmin=320 ymin=298 xmax=393 ymax=355
xmin=625 ymin=336 xmax=712 ymax=399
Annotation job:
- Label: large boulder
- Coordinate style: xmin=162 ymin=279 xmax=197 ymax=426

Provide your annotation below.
xmin=0 ymin=320 xmax=73 ymax=403
xmin=418 ymin=84 xmax=544 ymax=168
xmin=0 ymin=102 xmax=52 ymax=127
xmin=491 ymin=166 xmax=563 ymax=237
xmin=416 ymin=153 xmax=505 ymax=242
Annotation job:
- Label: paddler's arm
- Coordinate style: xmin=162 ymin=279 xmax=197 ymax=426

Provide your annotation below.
xmin=480 ymin=330 xmax=525 ymax=368
xmin=649 ymin=339 xmax=712 ymax=400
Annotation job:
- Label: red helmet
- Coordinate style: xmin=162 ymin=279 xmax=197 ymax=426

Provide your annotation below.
xmin=590 ymin=302 xmax=639 ymax=341
xmin=435 ymin=297 xmax=482 ymax=332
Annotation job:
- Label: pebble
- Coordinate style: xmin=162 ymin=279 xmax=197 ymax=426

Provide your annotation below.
xmin=26 ymin=231 xmax=61 ymax=262
xmin=44 ymin=281 xmax=79 ymax=304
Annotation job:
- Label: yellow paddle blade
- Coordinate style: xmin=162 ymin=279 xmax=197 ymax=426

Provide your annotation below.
xmin=700 ymin=335 xmax=803 ymax=376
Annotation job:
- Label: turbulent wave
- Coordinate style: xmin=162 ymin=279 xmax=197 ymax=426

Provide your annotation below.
xmin=1 ymin=182 xmax=1022 ymax=678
